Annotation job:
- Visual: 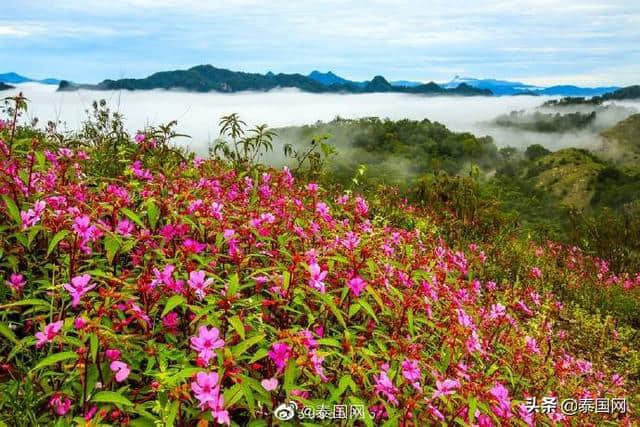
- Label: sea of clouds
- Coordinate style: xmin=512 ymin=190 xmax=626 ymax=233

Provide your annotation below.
xmin=6 ymin=83 xmax=639 ymax=155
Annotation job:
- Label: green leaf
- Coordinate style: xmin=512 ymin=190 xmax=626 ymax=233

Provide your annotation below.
xmin=2 ymin=195 xmax=21 ymax=226
xmin=232 ymin=333 xmax=265 ymax=358
xmin=0 ymin=298 xmax=51 ymax=310
xmin=47 ymin=230 xmax=69 ymax=256
xmin=358 ymin=299 xmax=378 ymax=322
xmin=240 ymin=378 xmax=256 ymax=414
xmin=90 ymin=333 xmax=98 ymax=362
xmin=120 ymin=207 xmax=144 ymax=228
xmin=228 ymin=315 xmax=245 ymax=340
xmin=92 ymin=391 xmax=134 ymax=406
xmin=104 ymin=234 xmax=121 ymax=265
xmin=33 ymin=351 xmax=78 ymax=371
xmin=161 ymin=295 xmax=185 ymax=317
xmin=228 ymin=273 xmax=240 ymax=296
xmin=0 ymin=323 xmax=18 ymax=344
xmin=319 ymin=293 xmax=346 ymax=328
xmin=283 ymin=360 xmax=298 ymax=393
xmin=146 ymin=200 xmax=160 ymax=229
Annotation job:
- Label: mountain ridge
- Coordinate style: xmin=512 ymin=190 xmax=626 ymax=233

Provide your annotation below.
xmin=0 ymin=72 xmax=61 ymax=85
xmin=57 ymin=64 xmax=493 ymax=96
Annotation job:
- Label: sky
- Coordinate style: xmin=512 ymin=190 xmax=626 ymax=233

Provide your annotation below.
xmin=2 ymin=0 xmax=640 ymax=86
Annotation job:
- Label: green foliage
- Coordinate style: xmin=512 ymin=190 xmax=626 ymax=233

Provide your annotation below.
xmin=210 ymin=114 xmax=277 ymax=169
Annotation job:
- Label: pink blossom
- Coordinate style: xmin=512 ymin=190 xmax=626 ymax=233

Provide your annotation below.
xmin=190 ymin=326 xmax=224 ymax=366
xmin=183 ymin=238 xmax=206 ymax=254
xmin=5 ymin=273 xmax=26 ymax=291
xmin=63 ymin=274 xmax=95 ymax=308
xmin=187 ymin=270 xmax=213 ymax=299
xmin=20 ymin=200 xmax=46 ymax=229
xmin=347 ymin=275 xmax=367 ymax=297
xmin=105 ymin=349 xmax=121 ymax=361
xmin=308 ymin=262 xmax=328 ymax=293
xmin=488 ymin=303 xmax=506 ymax=320
xmin=191 ymin=372 xmax=230 ymax=425
xmin=115 ymin=218 xmax=135 ymax=237
xmin=110 ymin=360 xmax=130 ymax=382
xmin=310 ymin=349 xmax=328 ymax=381
xmin=530 ymin=267 xmax=542 ymax=279
xmin=151 ymin=264 xmax=176 ymax=289
xmin=163 ymin=312 xmax=179 ymax=330
xmin=49 ymin=394 xmax=72 ymax=416
xmin=74 ymin=317 xmax=87 ymax=330
xmin=134 ymin=132 xmax=146 ymax=143
xmin=268 ymin=342 xmax=291 ymax=372
xmin=525 ymin=336 xmax=540 ymax=355
xmin=432 ymin=378 xmax=460 ymax=399
xmin=35 ymin=320 xmax=63 ymax=348
xmin=261 ymin=377 xmax=278 ymax=391
xmin=373 ymin=370 xmax=399 ymax=405
xmin=401 ymin=358 xmax=421 ymax=390
xmin=489 ymin=382 xmax=511 ymax=419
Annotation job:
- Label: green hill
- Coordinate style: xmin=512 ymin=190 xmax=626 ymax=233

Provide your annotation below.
xmin=57 ymin=64 xmax=492 ymax=96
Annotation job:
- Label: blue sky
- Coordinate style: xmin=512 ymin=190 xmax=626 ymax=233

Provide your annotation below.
xmin=3 ymin=0 xmax=639 ymax=86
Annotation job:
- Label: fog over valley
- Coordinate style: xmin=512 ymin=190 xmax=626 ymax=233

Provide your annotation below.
xmin=6 ymin=83 xmax=639 ymax=155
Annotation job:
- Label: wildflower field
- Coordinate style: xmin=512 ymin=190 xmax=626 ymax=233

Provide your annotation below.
xmin=0 ymin=96 xmax=639 ymax=426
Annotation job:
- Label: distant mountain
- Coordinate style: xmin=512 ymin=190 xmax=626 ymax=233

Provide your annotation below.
xmin=0 ymin=72 xmax=61 ymax=85
xmin=308 ymin=71 xmax=422 ymax=88
xmin=308 ymin=71 xmax=366 ymax=88
xmin=536 ymin=85 xmax=620 ymax=96
xmin=390 ymin=80 xmax=423 ymax=88
xmin=442 ymin=76 xmax=540 ymax=95
xmin=442 ymin=75 xmax=618 ymax=97
xmin=542 ymin=85 xmax=640 ymax=107
xmin=0 ymin=82 xmax=15 ymax=91
xmin=58 ymin=65 xmax=492 ymax=96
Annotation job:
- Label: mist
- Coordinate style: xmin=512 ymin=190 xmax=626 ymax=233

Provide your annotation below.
xmin=5 ymin=83 xmax=639 ymax=156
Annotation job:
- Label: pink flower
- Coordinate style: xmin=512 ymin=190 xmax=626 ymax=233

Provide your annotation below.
xmin=84 ymin=405 xmax=98 ymax=421
xmin=347 ymin=275 xmax=367 ymax=297
xmin=134 ymin=133 xmax=146 ymax=143
xmin=6 ymin=273 xmax=26 ymax=291
xmin=151 ymin=264 xmax=176 ymax=288
xmin=268 ymin=342 xmax=291 ymax=372
xmin=432 ymin=378 xmax=460 ymax=399
xmin=192 ymin=371 xmax=221 ymax=408
xmin=49 ymin=394 xmax=72 ymax=416
xmin=373 ymin=370 xmax=399 ymax=405
xmin=517 ymin=404 xmax=535 ymax=427
xmin=456 ymin=308 xmax=474 ymax=329
xmin=63 ymin=274 xmax=95 ymax=308
xmin=261 ymin=377 xmax=278 ymax=391
xmin=530 ymin=267 xmax=542 ymax=279
xmin=74 ymin=317 xmax=87 ymax=330
xmin=310 ymin=349 xmax=328 ymax=381
xmin=191 ymin=372 xmax=230 ymax=425
xmin=355 ymin=197 xmax=369 ymax=216
xmin=35 ymin=320 xmax=63 ymax=348
xmin=308 ymin=263 xmax=328 ymax=293
xmin=401 ymin=358 xmax=421 ymax=390
xmin=488 ymin=303 xmax=506 ymax=320
xmin=187 ymin=270 xmax=213 ymax=299
xmin=489 ymin=382 xmax=511 ymax=419
xmin=525 ymin=336 xmax=540 ymax=355
xmin=190 ymin=326 xmax=224 ymax=366
xmin=183 ymin=238 xmax=206 ymax=254
xmin=163 ymin=312 xmax=179 ymax=330
xmin=115 ymin=218 xmax=135 ymax=237
xmin=110 ymin=360 xmax=130 ymax=382
xmin=105 ymin=349 xmax=121 ymax=361
xmin=20 ymin=200 xmax=46 ymax=229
